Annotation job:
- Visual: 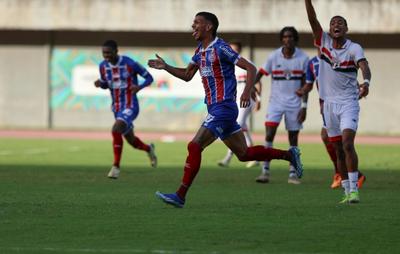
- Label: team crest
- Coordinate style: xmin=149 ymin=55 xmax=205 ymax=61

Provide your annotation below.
xmin=207 ymin=52 xmax=215 ymax=63
xmin=283 ymin=69 xmax=291 ymax=80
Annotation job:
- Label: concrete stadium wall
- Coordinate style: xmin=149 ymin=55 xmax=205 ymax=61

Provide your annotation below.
xmin=1 ymin=0 xmax=399 ymax=33
xmin=0 ymin=39 xmax=399 ymax=134
xmin=0 ymin=46 xmax=50 ymax=128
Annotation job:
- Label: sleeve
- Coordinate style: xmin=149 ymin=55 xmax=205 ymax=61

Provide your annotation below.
xmin=259 ymin=54 xmax=273 ymax=76
xmin=305 ymin=60 xmax=315 ymax=84
xmin=131 ymin=60 xmax=154 ymax=88
xmin=218 ymin=44 xmax=240 ymax=64
xmin=98 ymin=64 xmax=109 ymax=89
xmin=352 ymin=43 xmax=367 ymax=66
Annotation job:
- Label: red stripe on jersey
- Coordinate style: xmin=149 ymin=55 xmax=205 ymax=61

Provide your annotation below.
xmin=114 ymin=88 xmax=121 ymax=112
xmin=321 ymin=47 xmax=333 ymax=61
xmin=272 ymin=70 xmax=284 ymax=75
xmin=112 ymin=67 xmax=120 ymax=82
xmin=292 ymin=70 xmax=304 ymax=75
xmin=201 ymin=51 xmax=212 ymax=104
xmin=265 ymin=121 xmax=280 ymax=127
xmin=259 ymin=68 xmax=269 ymax=76
xmin=212 ymin=49 xmax=225 ymax=102
xmin=125 ymin=65 xmax=133 ymax=108
xmin=340 ymin=60 xmax=356 ymax=67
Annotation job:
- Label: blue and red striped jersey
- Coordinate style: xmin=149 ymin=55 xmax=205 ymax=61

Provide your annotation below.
xmin=191 ymin=37 xmax=240 ymax=105
xmin=305 ymin=56 xmax=320 ymax=86
xmin=98 ymin=55 xmax=153 ymax=112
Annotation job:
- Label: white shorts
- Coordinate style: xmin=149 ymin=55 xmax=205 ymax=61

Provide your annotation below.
xmin=236 ymin=99 xmax=255 ymax=131
xmin=322 ymin=101 xmax=360 ymax=141
xmin=265 ymin=103 xmax=302 ymax=131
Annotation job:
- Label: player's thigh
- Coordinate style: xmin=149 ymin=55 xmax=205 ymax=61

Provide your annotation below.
xmin=223 ymin=131 xmax=248 ymax=157
xmin=191 ymin=126 xmax=218 ymax=149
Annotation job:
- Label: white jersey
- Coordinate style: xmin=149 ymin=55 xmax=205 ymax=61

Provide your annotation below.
xmin=260 ymin=47 xmax=309 ymax=109
xmin=316 ymin=31 xmax=366 ymax=104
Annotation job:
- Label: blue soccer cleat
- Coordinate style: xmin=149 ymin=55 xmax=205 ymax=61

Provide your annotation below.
xmin=155 ymin=191 xmax=185 ymax=208
xmin=289 ymin=147 xmax=303 ymax=178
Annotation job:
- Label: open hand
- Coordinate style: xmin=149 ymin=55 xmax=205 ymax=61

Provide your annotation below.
xmin=148 ymin=54 xmax=167 ymax=70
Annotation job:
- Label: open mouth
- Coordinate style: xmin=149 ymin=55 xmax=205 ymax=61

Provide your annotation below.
xmin=192 ymin=30 xmax=198 ymax=37
xmin=333 ymin=28 xmax=341 ymax=35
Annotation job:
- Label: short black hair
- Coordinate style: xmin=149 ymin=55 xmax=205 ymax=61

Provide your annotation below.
xmin=279 ymin=26 xmax=299 ymax=43
xmin=330 ymin=15 xmax=348 ymax=27
xmin=196 ymin=12 xmax=219 ymax=38
xmin=102 ymin=40 xmax=118 ymax=50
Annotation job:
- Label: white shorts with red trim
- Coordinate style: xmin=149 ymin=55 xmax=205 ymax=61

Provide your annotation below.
xmin=323 ymin=100 xmax=360 ymax=140
xmin=264 ymin=103 xmax=302 ymax=131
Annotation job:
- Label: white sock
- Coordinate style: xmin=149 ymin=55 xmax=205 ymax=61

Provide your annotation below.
xmin=341 ymin=179 xmax=350 ymax=195
xmin=348 ymin=171 xmax=359 ymax=192
xmin=222 ymin=150 xmax=233 ymax=164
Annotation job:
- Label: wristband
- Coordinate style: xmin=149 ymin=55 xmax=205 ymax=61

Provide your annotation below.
xmin=363 ymin=79 xmax=370 ymax=87
xmin=301 ymin=102 xmax=308 ymax=109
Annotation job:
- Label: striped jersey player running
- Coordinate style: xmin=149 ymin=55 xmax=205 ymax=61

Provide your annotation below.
xmin=148 ymin=12 xmax=303 ymax=208
xmin=305 ymin=0 xmax=372 ymax=203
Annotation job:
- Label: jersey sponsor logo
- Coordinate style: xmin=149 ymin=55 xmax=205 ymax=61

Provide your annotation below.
xmin=122 ymin=108 xmax=133 ymax=116
xmin=220 ymin=45 xmax=235 ymax=58
xmin=200 ymin=66 xmax=213 ymax=77
xmin=207 ymin=52 xmax=215 ymax=62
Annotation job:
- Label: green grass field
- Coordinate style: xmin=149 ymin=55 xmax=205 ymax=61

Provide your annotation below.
xmin=0 ymin=138 xmax=399 ymax=254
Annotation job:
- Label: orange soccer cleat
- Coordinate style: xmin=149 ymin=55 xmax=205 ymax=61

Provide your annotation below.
xmin=330 ymin=173 xmax=342 ymax=189
xmin=358 ymin=174 xmax=366 ymax=189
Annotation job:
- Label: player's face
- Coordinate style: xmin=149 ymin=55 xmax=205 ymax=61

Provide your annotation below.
xmin=192 ymin=15 xmax=210 ymax=41
xmin=329 ymin=17 xmax=348 ymax=39
xmin=102 ymin=46 xmax=118 ymax=64
xmin=281 ymin=31 xmax=296 ymax=49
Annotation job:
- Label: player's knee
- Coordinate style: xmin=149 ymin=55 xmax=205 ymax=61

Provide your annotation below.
xmin=236 ymin=149 xmax=249 ymax=162
xmin=188 ymin=141 xmax=202 ymax=154
xmin=342 ymin=140 xmax=355 ymax=153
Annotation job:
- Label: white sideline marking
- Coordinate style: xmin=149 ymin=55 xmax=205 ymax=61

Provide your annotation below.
xmin=0 ymin=150 xmax=13 ymax=156
xmin=24 ymin=148 xmax=50 ymax=155
xmin=0 ymin=247 xmax=211 ymax=254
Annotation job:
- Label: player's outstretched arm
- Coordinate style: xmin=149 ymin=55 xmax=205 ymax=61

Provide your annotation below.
xmin=305 ymin=0 xmax=323 ymax=42
xmin=236 ymin=57 xmax=257 ymax=108
xmin=358 ymin=60 xmax=372 ymax=98
xmin=148 ymin=54 xmax=198 ymax=82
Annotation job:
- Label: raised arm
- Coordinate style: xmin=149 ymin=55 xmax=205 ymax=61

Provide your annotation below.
xmin=236 ymin=57 xmax=257 ymax=108
xmin=358 ymin=60 xmax=372 ymax=98
xmin=148 ymin=54 xmax=198 ymax=82
xmin=305 ymin=0 xmax=323 ymax=43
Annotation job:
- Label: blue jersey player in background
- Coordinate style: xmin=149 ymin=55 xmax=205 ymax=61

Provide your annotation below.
xmin=148 ymin=12 xmax=303 ymax=208
xmin=94 ymin=40 xmax=157 ymax=179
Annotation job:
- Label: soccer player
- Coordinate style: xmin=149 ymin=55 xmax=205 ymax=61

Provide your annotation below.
xmin=148 ymin=12 xmax=303 ymax=208
xmin=217 ymin=41 xmax=261 ymax=169
xmin=297 ymin=56 xmax=366 ymax=189
xmin=305 ymin=0 xmax=371 ymax=203
xmin=254 ymin=27 xmax=309 ymax=185
xmin=94 ymin=40 xmax=157 ymax=179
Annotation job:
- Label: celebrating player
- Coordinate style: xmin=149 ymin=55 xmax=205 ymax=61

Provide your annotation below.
xmin=305 ymin=0 xmax=371 ymax=203
xmin=94 ymin=40 xmax=157 ymax=179
xmin=297 ymin=55 xmax=366 ymax=189
xmin=254 ymin=27 xmax=309 ymax=185
xmin=217 ymin=41 xmax=261 ymax=169
xmin=148 ymin=12 xmax=303 ymax=208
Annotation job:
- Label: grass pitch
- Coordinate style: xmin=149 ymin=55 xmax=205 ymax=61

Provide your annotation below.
xmin=0 ymin=138 xmax=399 ymax=253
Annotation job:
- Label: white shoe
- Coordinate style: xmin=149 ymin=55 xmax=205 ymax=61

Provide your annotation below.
xmin=255 ymin=172 xmax=270 ymax=183
xmin=246 ymin=161 xmax=260 ymax=168
xmin=107 ymin=166 xmax=120 ymax=179
xmin=288 ymin=175 xmax=301 ymax=185
xmin=148 ymin=143 xmax=157 ymax=168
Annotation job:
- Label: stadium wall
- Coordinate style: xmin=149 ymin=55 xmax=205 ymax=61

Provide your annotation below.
xmin=0 ymin=31 xmax=399 ymax=134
